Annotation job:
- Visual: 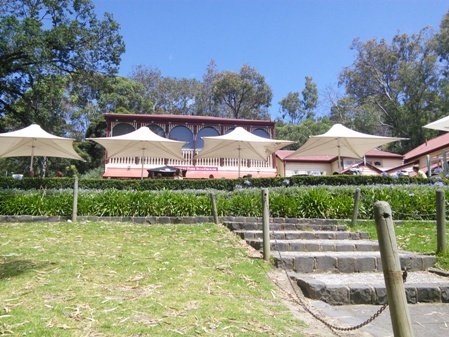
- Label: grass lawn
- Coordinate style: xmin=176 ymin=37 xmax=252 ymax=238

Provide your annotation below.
xmin=352 ymin=220 xmax=449 ymax=270
xmin=0 ymin=222 xmax=307 ymax=337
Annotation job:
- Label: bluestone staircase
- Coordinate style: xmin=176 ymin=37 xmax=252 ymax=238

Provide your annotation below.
xmin=224 ymin=218 xmax=449 ymax=305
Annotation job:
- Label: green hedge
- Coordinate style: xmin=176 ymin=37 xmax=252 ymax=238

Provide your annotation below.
xmin=0 ymin=185 xmax=447 ymax=220
xmin=0 ymin=175 xmax=439 ymax=191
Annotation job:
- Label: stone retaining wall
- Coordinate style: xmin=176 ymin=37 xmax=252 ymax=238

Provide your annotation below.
xmin=0 ymin=215 xmax=344 ymax=224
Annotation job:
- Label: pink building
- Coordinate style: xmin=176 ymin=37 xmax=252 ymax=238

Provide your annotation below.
xmin=101 ymin=113 xmax=280 ymax=179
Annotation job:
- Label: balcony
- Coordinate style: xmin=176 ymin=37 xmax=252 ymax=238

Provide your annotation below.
xmin=104 ymin=149 xmax=276 ymax=179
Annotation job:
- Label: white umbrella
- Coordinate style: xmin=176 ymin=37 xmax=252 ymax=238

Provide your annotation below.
xmin=195 ymin=127 xmax=293 ymax=178
xmin=287 ymin=124 xmax=405 ymax=171
xmin=88 ymin=126 xmax=186 ymax=179
xmin=0 ymin=124 xmax=84 ymax=174
xmin=423 ymin=116 xmax=449 ymax=131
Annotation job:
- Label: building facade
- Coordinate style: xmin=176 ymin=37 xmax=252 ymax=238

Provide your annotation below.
xmin=276 ymin=149 xmax=404 ymax=176
xmin=102 ymin=113 xmax=280 ymax=179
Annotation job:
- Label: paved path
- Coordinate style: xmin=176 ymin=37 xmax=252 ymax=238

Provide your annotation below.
xmin=313 ymin=301 xmax=449 ymax=336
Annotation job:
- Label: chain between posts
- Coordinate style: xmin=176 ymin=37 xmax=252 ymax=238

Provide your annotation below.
xmin=271 ymin=229 xmax=389 ymax=333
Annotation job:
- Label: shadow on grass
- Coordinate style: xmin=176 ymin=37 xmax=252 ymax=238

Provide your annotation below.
xmin=0 ymin=259 xmax=51 ymax=279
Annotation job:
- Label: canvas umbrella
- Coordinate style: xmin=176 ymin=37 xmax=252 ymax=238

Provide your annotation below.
xmin=287 ymin=124 xmax=405 ymax=171
xmin=88 ymin=126 xmax=186 ymax=179
xmin=423 ymin=115 xmax=449 ymax=132
xmin=0 ymin=124 xmax=84 ymax=174
xmin=195 ymin=127 xmax=293 ymax=178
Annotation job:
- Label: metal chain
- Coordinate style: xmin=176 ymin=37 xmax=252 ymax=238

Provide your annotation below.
xmin=271 ymin=228 xmax=389 ymax=332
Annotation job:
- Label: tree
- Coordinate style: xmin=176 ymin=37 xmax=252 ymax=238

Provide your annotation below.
xmin=0 ymin=0 xmax=125 ymax=125
xmin=279 ymin=76 xmax=318 ymax=123
xmin=156 ymin=77 xmax=201 ymax=115
xmin=131 ymin=65 xmax=200 ymax=115
xmin=212 ymin=65 xmax=272 ymax=119
xmin=195 ymin=59 xmax=222 ymax=116
xmin=338 ymin=28 xmax=440 ymax=153
xmin=275 ymin=117 xmax=332 ymax=150
xmin=329 ymin=96 xmax=383 ymax=135
xmin=98 ymin=77 xmax=153 ymax=114
xmin=279 ymin=92 xmax=301 ymax=123
xmin=434 ymin=11 xmax=449 ymax=121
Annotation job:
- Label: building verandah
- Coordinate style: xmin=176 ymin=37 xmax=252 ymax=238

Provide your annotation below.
xmin=102 ymin=113 xmax=280 ymax=179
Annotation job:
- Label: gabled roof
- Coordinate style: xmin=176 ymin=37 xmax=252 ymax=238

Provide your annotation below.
xmin=404 ymin=132 xmax=449 ymax=162
xmin=365 ymin=148 xmax=403 ymax=159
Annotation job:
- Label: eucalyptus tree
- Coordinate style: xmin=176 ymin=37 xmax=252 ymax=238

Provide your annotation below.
xmin=131 ymin=65 xmax=201 ymax=115
xmin=0 ymin=0 xmax=125 ymax=131
xmin=212 ymin=65 xmax=272 ymax=120
xmin=279 ymin=76 xmax=318 ymax=123
xmin=338 ymin=27 xmax=441 ymax=153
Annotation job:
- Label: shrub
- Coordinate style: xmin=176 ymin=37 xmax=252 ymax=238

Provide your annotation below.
xmin=0 ymin=184 xmax=446 ymax=220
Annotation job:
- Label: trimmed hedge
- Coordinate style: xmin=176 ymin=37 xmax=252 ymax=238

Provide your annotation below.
xmin=0 ymin=175 xmax=440 ymax=191
xmin=0 ymin=185 xmax=447 ymax=220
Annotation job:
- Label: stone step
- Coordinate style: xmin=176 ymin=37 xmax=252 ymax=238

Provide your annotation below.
xmin=234 ymin=230 xmax=370 ymax=241
xmin=289 ymin=271 xmax=449 ymax=305
xmin=273 ymin=251 xmax=435 ymax=273
xmin=245 ymin=238 xmax=379 ymax=252
xmin=223 ymin=221 xmax=347 ymax=232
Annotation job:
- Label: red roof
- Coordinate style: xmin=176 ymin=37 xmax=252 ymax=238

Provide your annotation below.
xmin=403 ymin=132 xmax=449 ymax=162
xmin=365 ymin=148 xmax=403 ymax=158
xmin=104 ymin=113 xmax=275 ymax=126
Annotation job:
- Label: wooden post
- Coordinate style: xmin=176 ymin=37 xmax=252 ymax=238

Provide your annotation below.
xmin=351 ymin=188 xmax=361 ymax=227
xmin=436 ymin=190 xmax=447 ymax=255
xmin=72 ymin=175 xmax=79 ymax=222
xmin=374 ymin=201 xmax=414 ymax=337
xmin=261 ymin=188 xmax=270 ymax=261
xmin=210 ymin=193 xmax=219 ymax=225
xmin=443 ymin=150 xmax=448 ymax=176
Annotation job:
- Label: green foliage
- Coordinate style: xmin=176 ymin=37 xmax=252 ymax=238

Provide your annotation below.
xmin=275 ymin=118 xmax=332 ymax=150
xmin=212 ymin=65 xmax=272 ymax=119
xmin=0 ymin=174 xmax=439 ymax=191
xmin=279 ymin=76 xmax=318 ymax=123
xmin=98 ymin=77 xmax=153 ymax=114
xmin=0 ymin=182 xmax=448 ymax=220
xmin=0 ymin=0 xmax=125 ymax=121
xmin=337 ymin=27 xmax=441 ymax=153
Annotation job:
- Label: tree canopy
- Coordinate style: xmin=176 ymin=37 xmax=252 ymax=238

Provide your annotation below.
xmin=335 ymin=24 xmax=444 ymax=153
xmin=0 ymin=0 xmax=125 ymax=129
xmin=212 ymin=65 xmax=272 ymax=120
xmin=279 ymin=76 xmax=318 ymax=123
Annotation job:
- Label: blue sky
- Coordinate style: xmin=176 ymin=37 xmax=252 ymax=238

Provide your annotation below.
xmin=93 ymin=0 xmax=449 ymax=119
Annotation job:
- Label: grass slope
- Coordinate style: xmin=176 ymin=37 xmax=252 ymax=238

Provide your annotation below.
xmin=0 ymin=222 xmax=306 ymax=336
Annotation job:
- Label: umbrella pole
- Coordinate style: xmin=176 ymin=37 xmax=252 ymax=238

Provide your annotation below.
xmin=238 ymin=146 xmax=241 ymax=178
xmin=337 ymin=143 xmax=342 ymax=172
xmin=30 ymin=143 xmax=35 ymax=176
xmin=140 ymin=149 xmax=145 ymax=180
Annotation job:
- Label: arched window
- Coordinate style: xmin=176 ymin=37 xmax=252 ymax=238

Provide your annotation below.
xmin=112 ymin=123 xmax=135 ymax=136
xmin=253 ymin=128 xmax=270 ymax=139
xmin=169 ymin=125 xmax=194 ymax=149
xmin=196 ymin=127 xmax=219 ymax=149
xmin=224 ymin=127 xmax=235 ymax=134
xmin=148 ymin=124 xmax=165 ymax=137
